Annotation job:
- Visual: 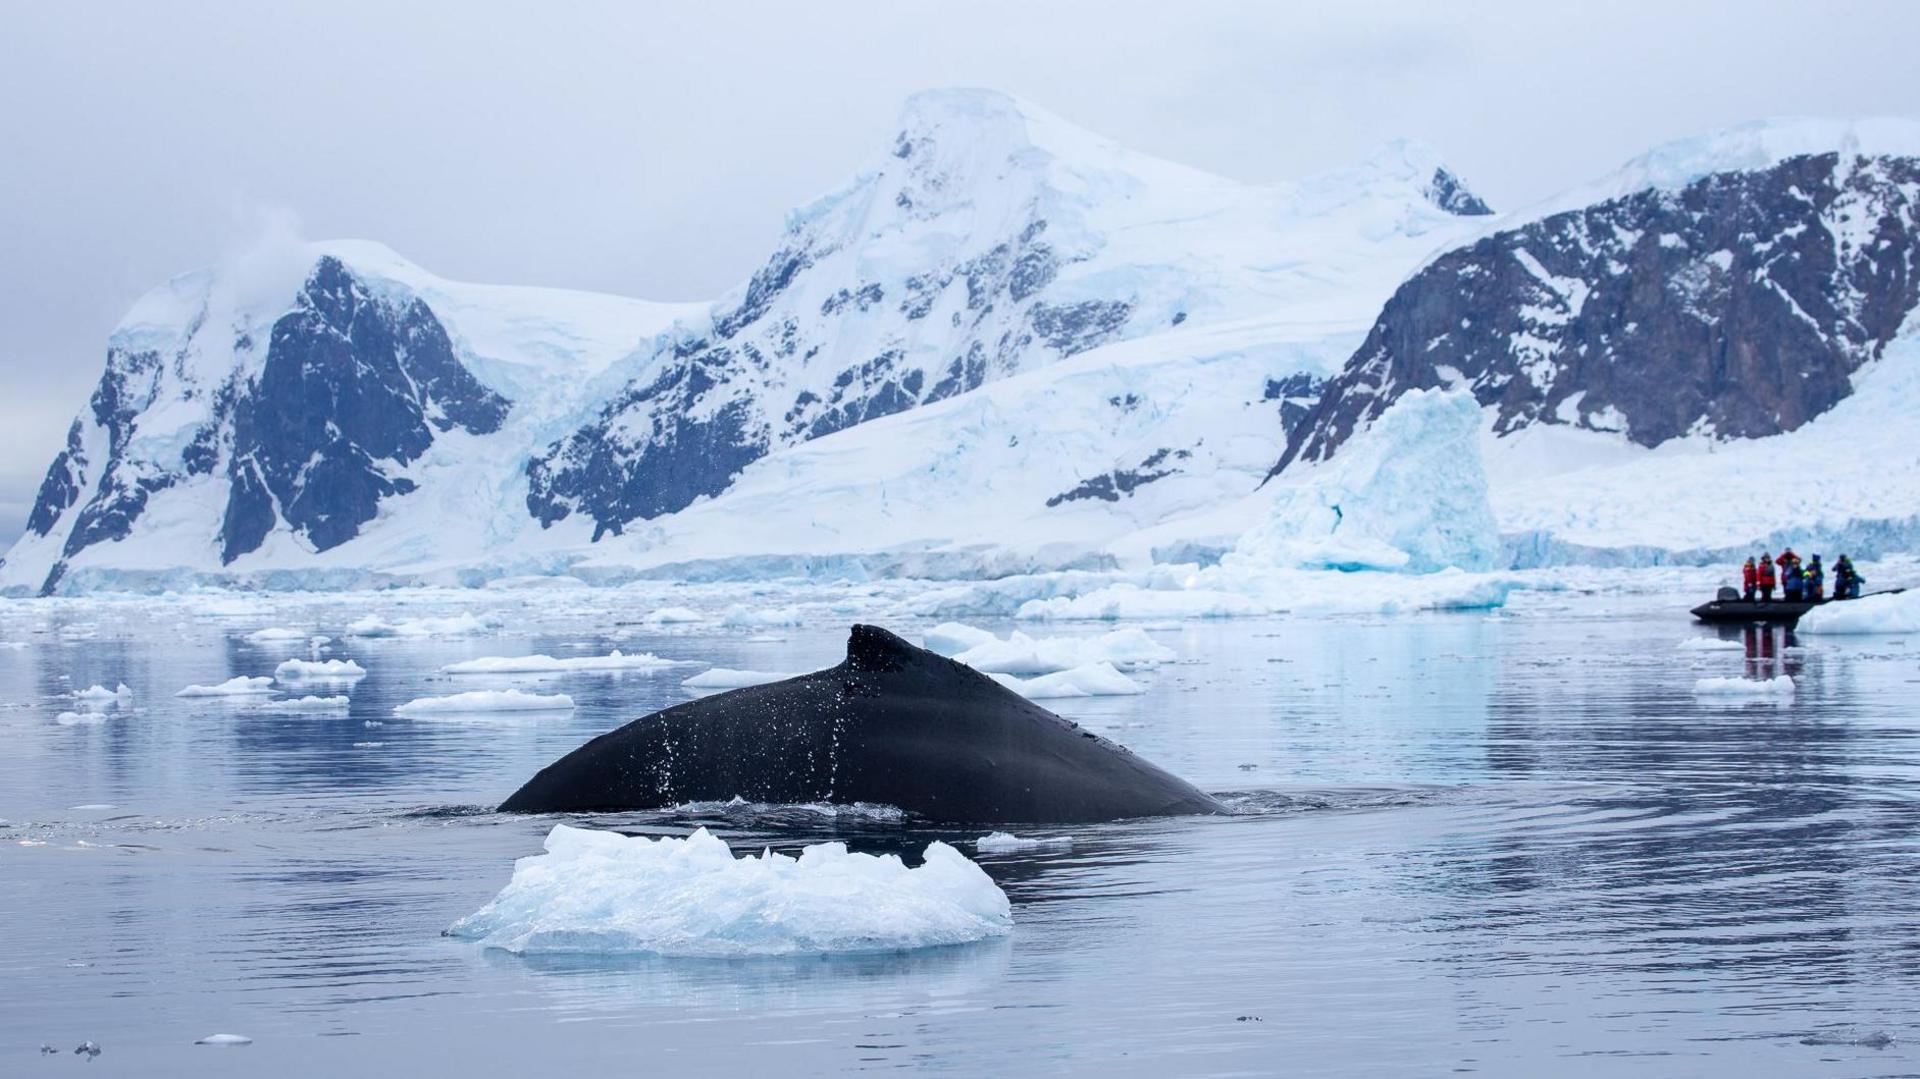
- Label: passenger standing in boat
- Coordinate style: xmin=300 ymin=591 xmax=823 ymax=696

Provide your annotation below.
xmin=1834 ymin=555 xmax=1863 ymax=599
xmin=1784 ymin=559 xmax=1806 ymax=602
xmin=1742 ymin=557 xmax=1758 ymax=601
xmin=1806 ymin=555 xmax=1825 ymax=601
xmin=1757 ymin=551 xmax=1776 ymax=601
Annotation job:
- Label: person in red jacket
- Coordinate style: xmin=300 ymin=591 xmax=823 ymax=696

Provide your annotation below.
xmin=1757 ymin=551 xmax=1777 ymax=601
xmin=1741 ymin=557 xmax=1758 ymax=601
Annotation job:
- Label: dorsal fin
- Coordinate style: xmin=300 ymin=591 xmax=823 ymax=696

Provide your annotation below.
xmin=844 ymin=624 xmax=927 ymax=673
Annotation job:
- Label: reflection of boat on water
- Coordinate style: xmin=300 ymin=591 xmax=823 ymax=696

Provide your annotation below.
xmin=1691 ymin=586 xmax=1905 ymax=625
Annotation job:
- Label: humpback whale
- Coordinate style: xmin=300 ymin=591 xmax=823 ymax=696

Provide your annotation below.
xmin=501 ymin=624 xmax=1224 ymax=823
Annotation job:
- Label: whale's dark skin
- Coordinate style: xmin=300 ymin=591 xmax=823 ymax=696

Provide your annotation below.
xmin=500 ymin=624 xmax=1225 ymax=824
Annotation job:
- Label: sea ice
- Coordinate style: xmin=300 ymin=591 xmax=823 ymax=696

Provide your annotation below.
xmin=442 ymin=650 xmax=685 ymax=675
xmin=243 ymin=627 xmax=310 ymax=644
xmin=176 ymin=676 xmax=277 ymax=697
xmin=446 ymin=824 xmax=1011 ymax=956
xmin=193 ymin=1034 xmax=253 ymax=1047
xmin=274 ymin=658 xmax=367 ymax=682
xmin=1796 ymin=591 xmax=1920 ymax=635
xmin=1693 ymin=675 xmax=1795 ymax=696
xmin=682 ymin=668 xmax=799 ymax=691
xmin=720 ymin=605 xmax=805 ymax=628
xmin=1677 ymin=638 xmax=1745 ymax=651
xmin=947 ymin=626 xmax=1175 ymax=674
xmin=989 ymin=662 xmax=1146 ymax=698
xmin=347 ymin=613 xmax=492 ymax=638
xmin=56 ymin=711 xmax=107 ymax=726
xmin=976 ymin=832 xmax=1075 ymax=853
xmin=923 ymin=621 xmax=1000 ymax=657
xmin=392 ymin=689 xmax=576 ymax=717
xmin=643 ymin=606 xmax=704 ymax=624
xmin=251 ymin=696 xmax=352 ymax=713
xmin=69 ymin=684 xmax=132 ymax=703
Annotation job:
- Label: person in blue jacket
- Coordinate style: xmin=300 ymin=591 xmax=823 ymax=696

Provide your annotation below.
xmin=1806 ymin=555 xmax=1825 ymax=602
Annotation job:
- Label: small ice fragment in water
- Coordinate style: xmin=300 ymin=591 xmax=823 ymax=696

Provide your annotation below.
xmin=176 ymin=676 xmax=276 ymax=697
xmin=988 ymin=662 xmax=1145 ymax=699
xmin=976 ymin=832 xmax=1074 ymax=853
xmin=274 ymin=658 xmax=366 ymax=682
xmin=195 ymin=1033 xmax=253 ymax=1046
xmin=393 ymin=689 xmax=575 ymax=717
xmin=1692 ymin=675 xmax=1794 ymax=696
xmin=681 ymin=668 xmax=799 ymax=690
xmin=1676 ymin=637 xmax=1743 ymax=651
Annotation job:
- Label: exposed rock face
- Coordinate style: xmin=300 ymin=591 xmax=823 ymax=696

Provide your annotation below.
xmin=17 ymin=256 xmax=508 ymax=591
xmin=1278 ymin=151 xmax=1920 ymax=473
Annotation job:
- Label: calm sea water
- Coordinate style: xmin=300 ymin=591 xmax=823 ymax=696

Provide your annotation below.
xmin=2 ymin=589 xmax=1917 ymax=1076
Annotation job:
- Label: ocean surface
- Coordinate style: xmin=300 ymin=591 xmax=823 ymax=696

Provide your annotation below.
xmin=2 ymin=586 xmax=1917 ymax=1076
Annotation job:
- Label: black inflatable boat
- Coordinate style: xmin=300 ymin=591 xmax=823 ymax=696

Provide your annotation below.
xmin=1691 ymin=586 xmax=1903 ymax=625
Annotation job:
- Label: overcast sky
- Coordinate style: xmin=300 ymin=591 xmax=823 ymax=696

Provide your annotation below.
xmin=3 ymin=1 xmax=1917 ymax=544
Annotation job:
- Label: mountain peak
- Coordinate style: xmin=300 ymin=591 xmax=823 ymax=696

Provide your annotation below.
xmin=1360 ymin=138 xmax=1492 ymax=216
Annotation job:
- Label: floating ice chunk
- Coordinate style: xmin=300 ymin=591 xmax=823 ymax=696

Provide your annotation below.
xmin=353 ymin=741 xmax=385 ymax=748
xmin=923 ymin=622 xmax=1000 ymax=657
xmin=194 ymin=1034 xmax=252 ymax=1046
xmin=442 ymin=650 xmax=685 ymax=675
xmin=681 ymin=668 xmax=799 ymax=691
xmin=69 ymin=684 xmax=133 ymax=702
xmin=56 ymin=711 xmax=107 ymax=725
xmin=1797 ymin=591 xmax=1920 ymax=635
xmin=274 ymin=658 xmax=367 ymax=682
xmin=721 ymin=605 xmax=805 ymax=628
xmin=1692 ymin=675 xmax=1795 ymax=696
xmin=643 ymin=606 xmax=704 ymax=624
xmin=989 ymin=662 xmax=1146 ymax=699
xmin=176 ymin=676 xmax=277 ymax=697
xmin=975 ymin=832 xmax=1074 ymax=853
xmin=393 ymin=689 xmax=575 ymax=717
xmin=244 ymin=627 xmax=310 ymax=644
xmin=1015 ymin=585 xmax=1262 ymax=622
xmin=952 ymin=627 xmax=1175 ymax=674
xmin=1677 ymin=637 xmax=1744 ymax=651
xmin=252 ymin=695 xmax=351 ymax=713
xmin=447 ymin=825 xmax=1011 ymax=957
xmin=347 ymin=613 xmax=492 ymax=638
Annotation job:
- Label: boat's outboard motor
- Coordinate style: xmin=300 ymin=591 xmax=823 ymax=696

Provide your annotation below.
xmin=1716 ymin=586 xmax=1740 ymax=602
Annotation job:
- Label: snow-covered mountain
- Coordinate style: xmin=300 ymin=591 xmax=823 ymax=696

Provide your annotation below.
xmin=3 ymin=241 xmax=696 ymax=594
xmin=523 ymin=89 xmax=1495 ymax=541
xmin=9 ymin=99 xmax=1920 ymax=597
xmin=1280 ymin=119 xmax=1920 ymax=472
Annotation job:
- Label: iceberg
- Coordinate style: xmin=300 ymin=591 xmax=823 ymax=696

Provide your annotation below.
xmin=176 ymin=676 xmax=277 ymax=697
xmin=1796 ymin=591 xmax=1920 ymax=635
xmin=393 ymin=689 xmax=575 ymax=717
xmin=923 ymin=621 xmax=1000 ymax=657
xmin=447 ymin=825 xmax=1011 ymax=956
xmin=1233 ymin=388 xmax=1500 ymax=574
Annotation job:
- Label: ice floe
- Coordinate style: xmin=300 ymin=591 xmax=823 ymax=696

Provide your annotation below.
xmin=681 ymin=668 xmax=799 ymax=691
xmin=393 ymin=689 xmax=575 ymax=717
xmin=274 ymin=658 xmax=367 ymax=682
xmin=1677 ymin=637 xmax=1745 ymax=651
xmin=1693 ymin=675 xmax=1795 ymax=696
xmin=989 ymin=662 xmax=1146 ymax=698
xmin=975 ymin=832 xmax=1075 ymax=853
xmin=69 ymin=684 xmax=133 ymax=703
xmin=251 ymin=695 xmax=352 ymax=713
xmin=194 ymin=1034 xmax=253 ymax=1046
xmin=923 ymin=621 xmax=1000 ymax=657
xmin=442 ymin=650 xmax=685 ymax=675
xmin=643 ymin=606 xmax=704 ymax=624
xmin=55 ymin=711 xmax=108 ymax=726
xmin=942 ymin=625 xmax=1175 ymax=674
xmin=243 ymin=627 xmax=310 ymax=644
xmin=347 ymin=613 xmax=494 ymax=638
xmin=176 ymin=676 xmax=277 ymax=697
xmin=447 ymin=824 xmax=1010 ymax=956
xmin=1797 ymin=591 xmax=1920 ymax=635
